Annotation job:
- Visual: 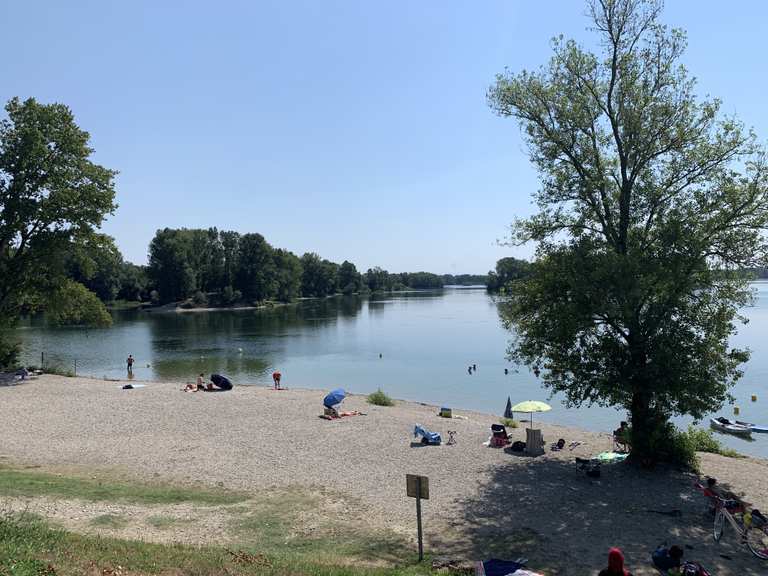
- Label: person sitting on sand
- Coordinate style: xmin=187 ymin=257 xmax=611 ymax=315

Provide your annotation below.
xmin=598 ymin=548 xmax=632 ymax=576
xmin=652 ymin=545 xmax=684 ymax=574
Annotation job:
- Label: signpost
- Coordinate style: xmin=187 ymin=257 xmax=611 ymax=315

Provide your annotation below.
xmin=406 ymin=474 xmax=429 ymax=561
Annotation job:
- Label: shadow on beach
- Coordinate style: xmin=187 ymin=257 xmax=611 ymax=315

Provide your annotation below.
xmin=429 ymin=456 xmax=766 ymax=576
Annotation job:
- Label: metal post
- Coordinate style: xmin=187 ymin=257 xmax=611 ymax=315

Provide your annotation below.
xmin=41 ymin=351 xmax=44 ymax=369
xmin=416 ymin=478 xmax=423 ymax=562
xmin=74 ymin=358 xmax=77 ymax=376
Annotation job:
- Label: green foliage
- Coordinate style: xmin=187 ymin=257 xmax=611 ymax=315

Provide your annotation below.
xmin=301 ymin=252 xmax=339 ymax=297
xmin=500 ymin=418 xmax=518 ymax=428
xmin=339 ymin=260 xmax=362 ymax=294
xmin=442 ymin=274 xmax=489 ymax=286
xmin=237 ymin=233 xmax=277 ymax=301
xmin=0 ymin=334 xmax=20 ymax=370
xmin=367 ymin=389 xmax=394 ymax=406
xmin=0 ymin=97 xmax=116 ymax=357
xmin=488 ymin=0 xmax=768 ymax=462
xmin=192 ymin=291 xmax=208 ymax=307
xmin=46 ymin=280 xmax=112 ymax=327
xmin=487 ymin=257 xmax=531 ymax=293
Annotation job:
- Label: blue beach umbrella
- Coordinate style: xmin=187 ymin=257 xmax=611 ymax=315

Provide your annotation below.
xmin=323 ymin=388 xmax=346 ymax=408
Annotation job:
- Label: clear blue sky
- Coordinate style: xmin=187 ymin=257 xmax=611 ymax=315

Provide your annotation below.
xmin=2 ymin=1 xmax=766 ymax=273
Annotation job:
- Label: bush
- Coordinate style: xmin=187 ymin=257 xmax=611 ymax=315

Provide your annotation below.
xmin=500 ymin=418 xmax=518 ymax=428
xmin=192 ymin=291 xmax=208 ymax=306
xmin=367 ymin=389 xmax=394 ymax=407
xmin=150 ymin=290 xmax=161 ymax=305
xmin=0 ymin=336 xmax=20 ymax=371
xmin=652 ymin=424 xmax=742 ymax=471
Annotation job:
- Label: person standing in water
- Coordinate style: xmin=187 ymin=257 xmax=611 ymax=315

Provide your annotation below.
xmin=272 ymin=370 xmax=282 ymax=389
xmin=126 ymin=354 xmax=134 ymax=374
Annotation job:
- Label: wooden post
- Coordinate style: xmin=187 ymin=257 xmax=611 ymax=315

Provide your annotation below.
xmin=406 ymin=474 xmax=429 ymax=562
xmin=416 ymin=477 xmax=423 ymax=562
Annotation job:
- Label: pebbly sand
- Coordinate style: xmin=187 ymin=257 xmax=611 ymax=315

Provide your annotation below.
xmin=1 ymin=375 xmax=767 ymax=575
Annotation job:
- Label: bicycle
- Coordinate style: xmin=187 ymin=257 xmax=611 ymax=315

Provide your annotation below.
xmin=694 ymin=480 xmax=768 ymax=560
xmin=712 ymin=496 xmax=768 ymax=560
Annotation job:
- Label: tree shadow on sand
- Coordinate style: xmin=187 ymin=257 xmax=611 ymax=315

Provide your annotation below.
xmin=428 ymin=455 xmax=766 ymax=575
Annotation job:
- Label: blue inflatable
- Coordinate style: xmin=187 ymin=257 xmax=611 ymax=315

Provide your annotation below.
xmin=414 ymin=424 xmax=441 ymax=445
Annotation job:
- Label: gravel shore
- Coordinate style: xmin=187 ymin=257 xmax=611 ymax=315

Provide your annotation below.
xmin=1 ymin=375 xmax=766 ymax=575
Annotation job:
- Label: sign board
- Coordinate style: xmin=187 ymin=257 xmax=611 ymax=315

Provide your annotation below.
xmin=406 ymin=474 xmax=429 ymax=500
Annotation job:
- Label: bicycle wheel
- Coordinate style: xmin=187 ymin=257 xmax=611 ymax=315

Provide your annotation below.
xmin=714 ymin=509 xmax=726 ymax=541
xmin=745 ymin=526 xmax=768 ymax=560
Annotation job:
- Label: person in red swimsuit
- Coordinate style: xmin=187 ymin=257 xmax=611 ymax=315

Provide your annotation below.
xmin=272 ymin=370 xmax=282 ymax=389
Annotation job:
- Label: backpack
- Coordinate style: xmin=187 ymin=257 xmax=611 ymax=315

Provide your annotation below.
xmin=510 ymin=441 xmax=526 ymax=452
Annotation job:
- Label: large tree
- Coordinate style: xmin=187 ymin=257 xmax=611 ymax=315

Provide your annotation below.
xmin=0 ymin=98 xmax=116 ymax=366
xmin=489 ymin=0 xmax=768 ymax=462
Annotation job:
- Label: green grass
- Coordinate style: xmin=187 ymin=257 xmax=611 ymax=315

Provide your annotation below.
xmin=145 ymin=515 xmax=193 ymax=530
xmin=0 ymin=513 xmax=432 ymax=576
xmin=367 ymin=389 xmax=394 ymax=407
xmin=0 ymin=465 xmax=247 ymax=506
xmin=90 ymin=514 xmax=128 ymax=529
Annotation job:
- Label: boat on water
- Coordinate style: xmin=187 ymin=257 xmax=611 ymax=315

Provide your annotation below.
xmin=735 ymin=420 xmax=768 ymax=434
xmin=710 ymin=417 xmax=752 ymax=437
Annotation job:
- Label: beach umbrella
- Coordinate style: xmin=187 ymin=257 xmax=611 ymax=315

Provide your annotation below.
xmin=510 ymin=400 xmax=551 ymax=429
xmin=323 ymin=388 xmax=346 ymax=408
xmin=504 ymin=396 xmax=514 ymax=420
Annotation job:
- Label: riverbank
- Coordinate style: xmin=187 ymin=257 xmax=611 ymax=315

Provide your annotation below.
xmin=1 ymin=375 xmax=767 ymax=575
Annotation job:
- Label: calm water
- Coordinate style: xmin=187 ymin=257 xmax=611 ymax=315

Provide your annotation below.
xmin=15 ymin=284 xmax=768 ymax=458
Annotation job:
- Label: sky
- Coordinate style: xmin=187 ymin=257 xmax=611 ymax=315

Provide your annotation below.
xmin=1 ymin=1 xmax=767 ymax=274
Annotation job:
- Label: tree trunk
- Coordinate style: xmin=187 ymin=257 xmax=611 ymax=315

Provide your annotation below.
xmin=628 ymin=389 xmax=667 ymax=466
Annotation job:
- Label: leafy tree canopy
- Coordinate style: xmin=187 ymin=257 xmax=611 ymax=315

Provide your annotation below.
xmin=0 ymin=97 xmax=116 ymax=366
xmin=489 ymin=0 xmax=768 ymax=462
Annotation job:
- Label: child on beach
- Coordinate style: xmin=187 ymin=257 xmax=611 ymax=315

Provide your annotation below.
xmin=126 ymin=354 xmax=134 ymax=373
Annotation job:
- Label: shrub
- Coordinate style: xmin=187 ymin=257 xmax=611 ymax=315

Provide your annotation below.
xmin=500 ymin=418 xmax=518 ymax=428
xmin=192 ymin=291 xmax=208 ymax=306
xmin=648 ymin=424 xmax=742 ymax=471
xmin=367 ymin=389 xmax=394 ymax=407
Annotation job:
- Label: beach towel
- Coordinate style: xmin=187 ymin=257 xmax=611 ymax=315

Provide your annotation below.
xmin=597 ymin=451 xmax=629 ymax=462
xmin=319 ymin=410 xmax=364 ymax=420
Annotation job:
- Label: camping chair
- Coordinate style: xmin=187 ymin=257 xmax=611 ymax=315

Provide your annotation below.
xmin=613 ymin=428 xmax=630 ymax=453
xmin=490 ymin=424 xmax=509 ymax=447
xmin=525 ymin=428 xmax=545 ymax=456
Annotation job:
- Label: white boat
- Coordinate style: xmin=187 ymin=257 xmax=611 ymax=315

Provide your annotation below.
xmin=710 ymin=417 xmax=752 ymax=437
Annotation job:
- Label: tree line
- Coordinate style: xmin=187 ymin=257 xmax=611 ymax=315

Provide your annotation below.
xmin=66 ymin=227 xmax=487 ymax=307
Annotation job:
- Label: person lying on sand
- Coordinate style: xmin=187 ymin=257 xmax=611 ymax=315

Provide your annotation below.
xmin=182 ymin=373 xmax=205 ymax=392
xmin=598 ymin=547 xmax=632 ymax=576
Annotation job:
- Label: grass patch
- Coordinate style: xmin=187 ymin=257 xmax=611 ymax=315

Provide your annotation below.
xmin=0 ymin=465 xmax=247 ymax=506
xmin=367 ymin=389 xmax=394 ymax=407
xmin=500 ymin=418 xmax=518 ymax=428
xmin=0 ymin=513 xmax=431 ymax=576
xmin=146 ymin=515 xmax=192 ymax=530
xmin=90 ymin=514 xmax=128 ymax=529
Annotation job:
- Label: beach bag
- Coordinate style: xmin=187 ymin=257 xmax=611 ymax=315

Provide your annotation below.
xmin=511 ymin=441 xmax=526 ymax=452
xmin=681 ymin=561 xmax=710 ymax=576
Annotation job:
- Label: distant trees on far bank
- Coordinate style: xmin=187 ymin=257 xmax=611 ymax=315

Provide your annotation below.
xmin=486 ymin=257 xmax=532 ymax=293
xmin=76 ymin=227 xmax=483 ymax=307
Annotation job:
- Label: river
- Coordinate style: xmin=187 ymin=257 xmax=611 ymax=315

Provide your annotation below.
xmin=15 ymin=283 xmax=768 ymax=458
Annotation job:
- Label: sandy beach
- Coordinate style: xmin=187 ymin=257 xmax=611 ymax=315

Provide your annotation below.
xmin=1 ymin=375 xmax=767 ymax=575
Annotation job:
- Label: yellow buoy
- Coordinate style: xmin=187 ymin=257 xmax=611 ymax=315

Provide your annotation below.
xmin=734 ymin=406 xmax=740 ymax=415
